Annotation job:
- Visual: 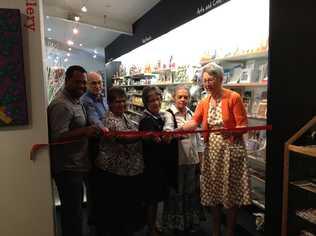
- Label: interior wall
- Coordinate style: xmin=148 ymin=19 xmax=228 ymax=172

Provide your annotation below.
xmin=0 ymin=1 xmax=54 ymax=236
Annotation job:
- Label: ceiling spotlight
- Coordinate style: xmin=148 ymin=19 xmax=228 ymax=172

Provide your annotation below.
xmin=94 ymin=49 xmax=97 ymax=54
xmin=93 ymin=54 xmax=97 ymax=59
xmin=79 ymin=43 xmax=83 ymax=47
xmin=81 ymin=5 xmax=87 ymax=12
xmin=74 ymin=16 xmax=80 ymax=22
xmin=67 ymin=53 xmax=70 ymax=57
xmin=55 ymin=56 xmax=59 ymax=60
xmin=68 ymin=48 xmax=72 ymax=51
xmin=73 ymin=27 xmax=79 ymax=34
xmin=47 ymin=28 xmax=52 ymax=32
xmin=67 ymin=40 xmax=74 ymax=46
xmin=64 ymin=58 xmax=68 ymax=62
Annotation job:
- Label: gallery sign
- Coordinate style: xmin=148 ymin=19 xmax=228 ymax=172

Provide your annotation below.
xmin=24 ymin=0 xmax=37 ymax=32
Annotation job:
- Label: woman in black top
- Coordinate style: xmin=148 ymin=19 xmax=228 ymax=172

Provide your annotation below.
xmin=139 ymin=86 xmax=178 ymax=236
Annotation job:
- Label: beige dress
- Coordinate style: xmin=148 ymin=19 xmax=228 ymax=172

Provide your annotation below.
xmin=200 ymin=98 xmax=252 ymax=208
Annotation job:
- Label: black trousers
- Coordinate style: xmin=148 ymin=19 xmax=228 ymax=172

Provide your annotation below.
xmin=54 ymin=171 xmax=88 ymax=236
xmin=94 ymin=170 xmax=145 ymax=236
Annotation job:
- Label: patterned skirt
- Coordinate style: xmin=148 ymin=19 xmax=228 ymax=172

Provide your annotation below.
xmin=200 ymin=133 xmax=252 ymax=208
xmin=162 ymin=164 xmax=205 ymax=231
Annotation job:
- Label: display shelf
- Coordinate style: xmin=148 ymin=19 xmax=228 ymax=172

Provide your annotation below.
xmin=223 ymin=83 xmax=267 ymax=88
xmin=127 ymin=92 xmax=142 ymax=96
xmin=248 ymin=154 xmax=265 ymax=170
xmin=251 ymin=172 xmax=266 ymax=184
xmin=295 ymin=211 xmax=316 ymax=234
xmin=290 ymin=181 xmax=316 ymax=195
xmin=126 ymin=109 xmax=142 ymax=117
xmin=113 ymin=82 xmax=193 ymax=88
xmin=215 ymin=51 xmax=268 ymax=63
xmin=288 ymin=145 xmax=316 ymax=158
xmin=282 ymin=116 xmax=316 ymax=236
xmin=253 ymin=199 xmax=265 ymax=210
xmin=247 ymin=115 xmax=267 ymax=121
xmin=128 ymin=102 xmax=144 ymax=108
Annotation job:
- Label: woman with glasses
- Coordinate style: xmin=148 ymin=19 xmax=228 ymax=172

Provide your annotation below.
xmin=139 ymin=86 xmax=178 ymax=236
xmin=181 ymin=63 xmax=252 ymax=236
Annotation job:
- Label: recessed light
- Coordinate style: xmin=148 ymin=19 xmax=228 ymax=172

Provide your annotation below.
xmin=79 ymin=43 xmax=83 ymax=47
xmin=68 ymin=48 xmax=72 ymax=51
xmin=94 ymin=49 xmax=97 ymax=54
xmin=73 ymin=27 xmax=79 ymax=34
xmin=67 ymin=40 xmax=74 ymax=46
xmin=67 ymin=53 xmax=70 ymax=57
xmin=93 ymin=26 xmax=97 ymax=29
xmin=47 ymin=28 xmax=52 ymax=32
xmin=46 ymin=16 xmax=50 ymax=19
xmin=81 ymin=5 xmax=87 ymax=12
xmin=55 ymin=56 xmax=59 ymax=60
xmin=64 ymin=58 xmax=68 ymax=62
xmin=74 ymin=16 xmax=80 ymax=22
xmin=93 ymin=55 xmax=97 ymax=59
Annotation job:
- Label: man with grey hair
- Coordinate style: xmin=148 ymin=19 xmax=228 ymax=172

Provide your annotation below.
xmin=80 ymin=71 xmax=108 ymax=227
xmin=81 ymin=71 xmax=108 ymax=128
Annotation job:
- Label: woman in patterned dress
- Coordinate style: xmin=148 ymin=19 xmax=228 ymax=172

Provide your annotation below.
xmin=94 ymin=87 xmax=144 ymax=236
xmin=181 ymin=63 xmax=252 ymax=236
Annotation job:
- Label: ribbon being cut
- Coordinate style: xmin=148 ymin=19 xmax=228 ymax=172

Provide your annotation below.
xmin=30 ymin=125 xmax=271 ymax=161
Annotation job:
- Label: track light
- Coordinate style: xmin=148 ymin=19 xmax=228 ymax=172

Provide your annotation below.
xmin=81 ymin=5 xmax=87 ymax=12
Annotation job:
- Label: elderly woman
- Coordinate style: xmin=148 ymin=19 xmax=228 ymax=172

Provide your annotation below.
xmin=162 ymin=85 xmax=205 ymax=235
xmin=182 ymin=63 xmax=252 ymax=236
xmin=139 ymin=86 xmax=178 ymax=236
xmin=94 ymin=87 xmax=144 ymax=236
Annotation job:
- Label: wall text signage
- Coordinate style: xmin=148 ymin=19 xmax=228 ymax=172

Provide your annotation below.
xmin=197 ymin=0 xmax=229 ymax=16
xmin=24 ymin=0 xmax=36 ymax=32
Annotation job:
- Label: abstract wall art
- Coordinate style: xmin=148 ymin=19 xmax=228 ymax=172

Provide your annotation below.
xmin=0 ymin=9 xmax=28 ymax=126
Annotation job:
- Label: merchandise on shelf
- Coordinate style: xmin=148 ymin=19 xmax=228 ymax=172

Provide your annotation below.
xmin=47 ymin=67 xmax=65 ymax=103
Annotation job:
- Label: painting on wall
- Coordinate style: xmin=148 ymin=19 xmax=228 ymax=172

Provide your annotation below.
xmin=0 ymin=9 xmax=28 ymax=126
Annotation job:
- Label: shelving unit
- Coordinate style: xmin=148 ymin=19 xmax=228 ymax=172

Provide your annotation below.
xmin=282 ymin=116 xmax=316 ymax=236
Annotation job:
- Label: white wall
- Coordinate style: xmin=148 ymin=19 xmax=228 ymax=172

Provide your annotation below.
xmin=0 ymin=1 xmax=54 ymax=236
xmin=45 ymin=42 xmax=106 ymax=72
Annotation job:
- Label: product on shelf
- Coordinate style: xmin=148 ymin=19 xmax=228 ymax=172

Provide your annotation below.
xmin=47 ymin=67 xmax=65 ymax=103
xmin=297 ymin=209 xmax=316 ymax=225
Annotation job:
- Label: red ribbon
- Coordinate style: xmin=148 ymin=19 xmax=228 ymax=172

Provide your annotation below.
xmin=30 ymin=125 xmax=271 ymax=161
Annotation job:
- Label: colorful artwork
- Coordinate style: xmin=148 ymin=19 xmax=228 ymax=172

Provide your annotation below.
xmin=0 ymin=9 xmax=28 ymax=126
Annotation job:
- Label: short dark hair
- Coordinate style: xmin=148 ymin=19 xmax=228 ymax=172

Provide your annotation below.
xmin=108 ymin=87 xmax=127 ymax=104
xmin=142 ymin=86 xmax=162 ymax=108
xmin=65 ymin=65 xmax=87 ymax=81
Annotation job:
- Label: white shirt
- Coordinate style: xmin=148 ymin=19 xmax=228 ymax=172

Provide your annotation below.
xmin=163 ymin=104 xmax=204 ymax=165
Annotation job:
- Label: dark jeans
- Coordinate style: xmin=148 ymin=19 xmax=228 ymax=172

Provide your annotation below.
xmin=54 ymin=171 xmax=88 ymax=236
